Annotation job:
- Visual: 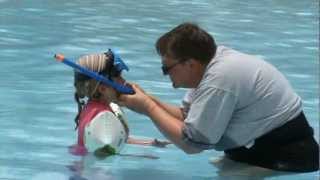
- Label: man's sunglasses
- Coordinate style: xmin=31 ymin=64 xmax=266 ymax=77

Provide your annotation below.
xmin=161 ymin=61 xmax=185 ymax=75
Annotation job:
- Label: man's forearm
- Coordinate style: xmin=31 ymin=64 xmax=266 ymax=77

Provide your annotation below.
xmin=145 ymin=99 xmax=202 ymax=154
xmin=148 ymin=95 xmax=184 ymax=120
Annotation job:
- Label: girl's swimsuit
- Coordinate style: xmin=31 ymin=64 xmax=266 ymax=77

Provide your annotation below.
xmin=69 ymin=100 xmax=113 ymax=156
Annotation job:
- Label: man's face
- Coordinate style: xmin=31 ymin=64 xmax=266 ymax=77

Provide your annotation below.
xmin=161 ymin=56 xmax=191 ymax=88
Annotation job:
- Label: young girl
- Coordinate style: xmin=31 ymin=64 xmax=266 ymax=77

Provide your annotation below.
xmin=68 ymin=50 xmax=170 ymax=156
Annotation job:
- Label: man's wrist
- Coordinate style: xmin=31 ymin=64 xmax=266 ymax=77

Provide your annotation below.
xmin=144 ymin=98 xmax=157 ymax=116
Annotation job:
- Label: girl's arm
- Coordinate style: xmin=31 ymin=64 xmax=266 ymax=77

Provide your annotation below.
xmin=127 ymin=137 xmax=171 ymax=148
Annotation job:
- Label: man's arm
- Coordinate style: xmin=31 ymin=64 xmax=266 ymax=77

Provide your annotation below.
xmin=119 ymin=84 xmax=202 ymax=154
xmin=129 ymin=84 xmax=185 ymax=120
xmin=145 ymin=99 xmax=202 ymax=154
xmin=148 ymin=95 xmax=185 ymax=120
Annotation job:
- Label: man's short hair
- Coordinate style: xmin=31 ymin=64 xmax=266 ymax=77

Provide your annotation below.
xmin=156 ymin=22 xmax=217 ymax=64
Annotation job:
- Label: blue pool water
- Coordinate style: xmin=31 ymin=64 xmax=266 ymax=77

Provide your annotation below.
xmin=0 ymin=0 xmax=318 ymax=179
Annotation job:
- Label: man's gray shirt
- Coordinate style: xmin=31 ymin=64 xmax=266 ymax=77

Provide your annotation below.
xmin=182 ymin=46 xmax=302 ymax=151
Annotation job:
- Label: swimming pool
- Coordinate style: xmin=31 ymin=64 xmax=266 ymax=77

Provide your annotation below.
xmin=0 ymin=0 xmax=318 ymax=179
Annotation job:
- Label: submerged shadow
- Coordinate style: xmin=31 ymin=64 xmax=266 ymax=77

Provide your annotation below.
xmin=66 ymin=155 xmax=210 ymax=180
xmin=66 ymin=153 xmax=309 ymax=180
xmin=209 ymin=156 xmax=295 ymax=180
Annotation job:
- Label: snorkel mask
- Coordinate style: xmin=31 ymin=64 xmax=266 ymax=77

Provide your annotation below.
xmin=55 ymin=49 xmax=134 ymax=94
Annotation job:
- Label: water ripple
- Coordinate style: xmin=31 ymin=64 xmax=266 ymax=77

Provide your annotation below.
xmin=0 ymin=1 xmax=318 ymax=180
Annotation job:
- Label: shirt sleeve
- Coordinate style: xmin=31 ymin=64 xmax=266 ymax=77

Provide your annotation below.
xmin=181 ymin=89 xmax=195 ymax=119
xmin=182 ymin=86 xmax=237 ymax=150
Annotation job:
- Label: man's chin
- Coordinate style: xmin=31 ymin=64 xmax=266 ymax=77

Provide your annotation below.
xmin=172 ymin=83 xmax=179 ymax=89
xmin=173 ymin=82 xmax=190 ymax=89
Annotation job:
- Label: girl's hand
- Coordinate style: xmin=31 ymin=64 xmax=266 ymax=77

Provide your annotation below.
xmin=152 ymin=139 xmax=172 ymax=148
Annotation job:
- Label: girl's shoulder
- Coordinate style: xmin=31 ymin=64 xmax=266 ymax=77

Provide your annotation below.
xmin=79 ymin=100 xmax=112 ymax=122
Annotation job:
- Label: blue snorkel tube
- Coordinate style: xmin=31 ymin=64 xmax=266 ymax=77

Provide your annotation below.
xmin=54 ymin=53 xmax=135 ymax=94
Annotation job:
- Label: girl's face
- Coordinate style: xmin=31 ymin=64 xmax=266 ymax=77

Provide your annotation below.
xmin=99 ymin=76 xmax=126 ymax=103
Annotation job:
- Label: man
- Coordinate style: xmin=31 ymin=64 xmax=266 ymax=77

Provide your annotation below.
xmin=119 ymin=22 xmax=319 ymax=172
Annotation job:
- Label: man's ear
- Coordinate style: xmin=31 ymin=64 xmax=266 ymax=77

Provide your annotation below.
xmin=188 ymin=59 xmax=206 ymax=76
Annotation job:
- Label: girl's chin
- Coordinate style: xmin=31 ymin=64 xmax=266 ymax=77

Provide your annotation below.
xmin=109 ymin=98 xmax=118 ymax=104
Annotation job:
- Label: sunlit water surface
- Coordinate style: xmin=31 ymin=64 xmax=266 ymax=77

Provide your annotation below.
xmin=0 ymin=0 xmax=318 ymax=179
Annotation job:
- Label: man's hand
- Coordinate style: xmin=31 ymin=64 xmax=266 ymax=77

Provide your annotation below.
xmin=118 ymin=83 xmax=156 ymax=115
